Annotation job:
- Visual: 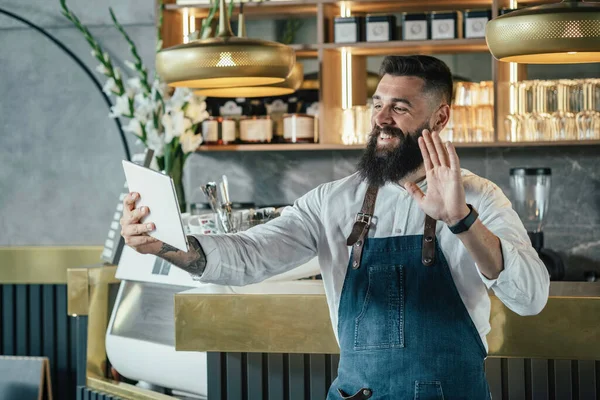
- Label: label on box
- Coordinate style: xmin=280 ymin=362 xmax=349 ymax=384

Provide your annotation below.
xmin=202 ymin=120 xmax=219 ymax=142
xmin=404 ymin=21 xmax=428 ymax=40
xmin=432 ymin=19 xmax=455 ymax=40
xmin=366 ymin=21 xmax=390 ymax=42
xmin=466 ymin=17 xmax=488 ymax=38
xmin=222 ymin=120 xmax=236 ymax=142
xmin=240 ymin=119 xmax=272 ymax=142
xmin=335 ymin=22 xmax=358 ymax=43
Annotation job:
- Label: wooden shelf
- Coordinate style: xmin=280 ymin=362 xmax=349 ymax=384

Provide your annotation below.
xmin=290 ymin=44 xmax=318 ymax=58
xmin=319 ymin=0 xmax=493 ymax=14
xmin=319 ymin=38 xmax=488 ymax=56
xmin=196 ymin=140 xmax=600 ymax=152
xmin=166 ymin=1 xmax=318 ymax=17
xmin=196 ymin=143 xmax=363 ymax=151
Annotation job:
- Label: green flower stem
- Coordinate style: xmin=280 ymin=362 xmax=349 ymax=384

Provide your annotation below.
xmin=60 ymin=0 xmax=136 ymax=118
xmin=110 ymin=8 xmax=151 ymax=95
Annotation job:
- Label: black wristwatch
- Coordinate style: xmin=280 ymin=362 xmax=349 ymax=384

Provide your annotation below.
xmin=448 ymin=204 xmax=478 ymax=234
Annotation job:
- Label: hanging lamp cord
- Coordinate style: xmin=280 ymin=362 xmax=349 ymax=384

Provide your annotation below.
xmin=0 ymin=7 xmax=132 ymax=161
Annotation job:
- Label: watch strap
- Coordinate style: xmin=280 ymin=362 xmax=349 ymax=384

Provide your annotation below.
xmin=448 ymin=204 xmax=478 ymax=234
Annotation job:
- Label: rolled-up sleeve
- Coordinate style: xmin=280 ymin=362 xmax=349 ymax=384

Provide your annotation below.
xmin=192 ymin=183 xmax=328 ymax=286
xmin=475 ymin=183 xmax=550 ymax=316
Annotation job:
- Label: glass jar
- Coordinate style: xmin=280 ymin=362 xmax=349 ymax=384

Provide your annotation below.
xmin=283 ymin=114 xmax=317 ymax=143
xmin=239 ymin=116 xmax=273 ymax=143
xmin=202 ymin=116 xmax=237 ymax=145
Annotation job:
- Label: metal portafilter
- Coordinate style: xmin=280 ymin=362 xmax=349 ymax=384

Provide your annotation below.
xmin=201 ymin=182 xmax=231 ymax=233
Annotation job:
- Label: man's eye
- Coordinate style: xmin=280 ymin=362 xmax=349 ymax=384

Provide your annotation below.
xmin=394 ymin=107 xmax=408 ymax=112
xmin=373 ymin=104 xmax=382 ymax=110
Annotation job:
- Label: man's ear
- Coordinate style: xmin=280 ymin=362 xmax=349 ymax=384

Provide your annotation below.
xmin=431 ymin=104 xmax=451 ymax=133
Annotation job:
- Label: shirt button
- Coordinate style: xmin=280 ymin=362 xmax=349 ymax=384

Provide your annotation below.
xmin=395 ymin=228 xmax=402 ymax=234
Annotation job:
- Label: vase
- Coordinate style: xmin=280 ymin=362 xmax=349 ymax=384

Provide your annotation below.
xmin=165 ymin=154 xmax=187 ymax=214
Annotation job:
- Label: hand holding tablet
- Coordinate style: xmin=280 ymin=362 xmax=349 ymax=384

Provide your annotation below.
xmin=121 ymin=161 xmax=190 ymax=253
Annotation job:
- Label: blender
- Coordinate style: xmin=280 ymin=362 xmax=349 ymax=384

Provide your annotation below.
xmin=509 ymin=167 xmax=565 ymax=280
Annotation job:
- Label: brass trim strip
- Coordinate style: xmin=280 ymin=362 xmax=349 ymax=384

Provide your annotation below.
xmin=0 ymin=246 xmax=103 ymax=284
xmin=66 ymin=264 xmax=120 ymax=381
xmin=87 ymin=377 xmax=177 ymax=400
xmin=67 ymin=269 xmax=89 ymax=316
xmin=175 ymin=283 xmax=600 ymax=359
xmin=67 ymin=266 xmax=119 ymax=317
xmin=175 ymin=293 xmax=339 ymax=354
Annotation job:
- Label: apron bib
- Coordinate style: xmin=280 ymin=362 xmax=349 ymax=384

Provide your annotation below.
xmin=328 ymin=185 xmax=491 ymax=400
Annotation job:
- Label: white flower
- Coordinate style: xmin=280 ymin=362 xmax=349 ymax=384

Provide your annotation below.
xmin=179 ymin=131 xmax=203 ymax=154
xmin=125 ymin=77 xmax=142 ymax=97
xmin=103 ymin=52 xmax=110 ymax=63
xmin=133 ymin=93 xmax=155 ymax=125
xmin=96 ymin=64 xmax=109 ymax=75
xmin=169 ymin=87 xmax=193 ymax=110
xmin=145 ymin=121 xmax=164 ymax=157
xmin=125 ymin=60 xmax=137 ymax=71
xmin=123 ymin=118 xmax=144 ymax=138
xmin=151 ymin=79 xmax=168 ymax=100
xmin=128 ymin=77 xmax=142 ymax=91
xmin=162 ymin=110 xmax=192 ymax=143
xmin=113 ymin=67 xmax=122 ymax=80
xmin=185 ymin=96 xmax=209 ymax=124
xmin=109 ymin=94 xmax=131 ymax=118
xmin=91 ymin=50 xmax=100 ymax=58
xmin=102 ymin=78 xmax=119 ymax=96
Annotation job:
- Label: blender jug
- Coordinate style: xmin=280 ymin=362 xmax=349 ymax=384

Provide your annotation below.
xmin=509 ymin=167 xmax=551 ymax=250
xmin=509 ymin=167 xmax=564 ymax=280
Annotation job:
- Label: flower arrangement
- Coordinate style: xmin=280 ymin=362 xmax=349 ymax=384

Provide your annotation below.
xmin=59 ymin=0 xmax=219 ymax=212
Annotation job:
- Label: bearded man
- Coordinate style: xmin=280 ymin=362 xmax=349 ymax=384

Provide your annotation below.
xmin=120 ymin=55 xmax=550 ymax=400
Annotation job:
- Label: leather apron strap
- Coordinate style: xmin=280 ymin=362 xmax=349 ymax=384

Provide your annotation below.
xmin=346 ymin=185 xmax=438 ymax=269
xmin=422 ymin=215 xmax=437 ymax=266
xmin=346 ymin=185 xmax=379 ymax=270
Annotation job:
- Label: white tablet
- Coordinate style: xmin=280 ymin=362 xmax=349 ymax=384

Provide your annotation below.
xmin=122 ymin=160 xmax=189 ymax=252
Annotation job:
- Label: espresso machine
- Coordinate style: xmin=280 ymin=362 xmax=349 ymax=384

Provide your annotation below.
xmin=509 ymin=167 xmax=565 ymax=280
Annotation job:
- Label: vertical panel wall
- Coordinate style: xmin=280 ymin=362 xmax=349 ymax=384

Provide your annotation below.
xmin=1 ymin=284 xmax=81 ymax=400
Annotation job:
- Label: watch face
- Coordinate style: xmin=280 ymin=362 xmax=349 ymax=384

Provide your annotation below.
xmin=439 ymin=22 xmax=449 ymax=33
xmin=473 ymin=21 xmax=484 ymax=32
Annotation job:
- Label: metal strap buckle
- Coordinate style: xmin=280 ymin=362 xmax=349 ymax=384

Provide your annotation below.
xmin=355 ymin=213 xmax=372 ymax=225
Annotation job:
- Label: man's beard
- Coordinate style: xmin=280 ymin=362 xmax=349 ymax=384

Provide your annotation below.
xmin=357 ymin=123 xmax=430 ymax=187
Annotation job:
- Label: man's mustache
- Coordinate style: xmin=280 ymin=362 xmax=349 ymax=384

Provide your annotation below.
xmin=370 ymin=126 xmax=405 ymax=139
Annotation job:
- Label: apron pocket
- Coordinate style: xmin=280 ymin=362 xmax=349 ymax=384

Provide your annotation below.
xmin=354 ymin=265 xmax=404 ymax=350
xmin=414 ymin=380 xmax=444 ymax=400
xmin=337 ymin=388 xmax=373 ymax=399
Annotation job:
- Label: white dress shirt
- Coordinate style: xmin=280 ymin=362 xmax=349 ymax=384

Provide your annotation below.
xmin=194 ymin=169 xmax=551 ymax=351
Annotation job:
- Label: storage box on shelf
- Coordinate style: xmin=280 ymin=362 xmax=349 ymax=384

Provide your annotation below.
xmin=159 ymin=0 xmax=599 ymax=151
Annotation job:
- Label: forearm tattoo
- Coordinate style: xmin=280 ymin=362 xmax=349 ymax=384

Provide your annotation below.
xmin=157 ymin=236 xmax=207 ymax=279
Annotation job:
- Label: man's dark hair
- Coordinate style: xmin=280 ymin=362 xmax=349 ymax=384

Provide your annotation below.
xmin=378 ymin=55 xmax=453 ymax=105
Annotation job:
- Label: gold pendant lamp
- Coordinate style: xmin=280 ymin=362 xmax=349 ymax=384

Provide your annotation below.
xmin=156 ymin=0 xmax=296 ymax=88
xmin=485 ymin=0 xmax=600 ymax=64
xmin=194 ymin=7 xmax=304 ymax=98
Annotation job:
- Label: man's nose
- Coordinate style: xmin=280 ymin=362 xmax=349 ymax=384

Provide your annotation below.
xmin=374 ymin=107 xmax=393 ymax=127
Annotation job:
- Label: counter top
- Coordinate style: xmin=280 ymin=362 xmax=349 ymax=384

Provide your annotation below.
xmin=0 ymin=246 xmax=104 ymax=284
xmin=174 ymin=282 xmax=600 ymax=360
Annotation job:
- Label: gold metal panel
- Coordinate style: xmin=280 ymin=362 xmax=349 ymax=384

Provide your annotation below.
xmin=0 ymin=246 xmax=103 ymax=284
xmin=88 ymin=265 xmax=120 ymax=285
xmin=87 ymin=377 xmax=177 ymax=400
xmin=175 ymin=283 xmax=600 ymax=359
xmin=487 ymin=296 xmax=600 ymax=360
xmin=175 ymin=294 xmax=340 ymax=354
xmin=67 ymin=268 xmax=89 ymax=316
xmin=86 ymin=267 xmax=118 ymax=379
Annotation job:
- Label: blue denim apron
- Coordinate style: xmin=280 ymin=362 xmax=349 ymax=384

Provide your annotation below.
xmin=328 ymin=186 xmax=490 ymax=400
